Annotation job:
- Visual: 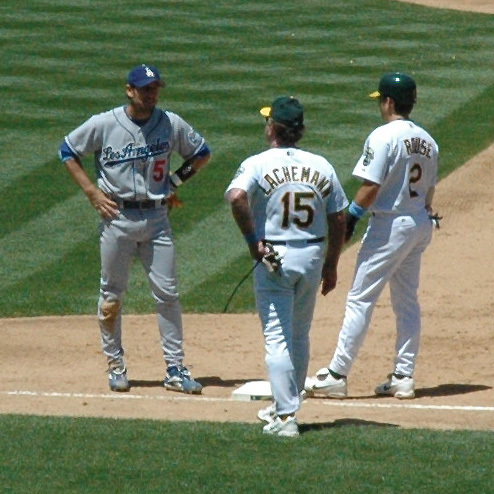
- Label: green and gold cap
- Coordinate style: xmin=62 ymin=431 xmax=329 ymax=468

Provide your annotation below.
xmin=260 ymin=96 xmax=304 ymax=128
xmin=370 ymin=72 xmax=417 ymax=104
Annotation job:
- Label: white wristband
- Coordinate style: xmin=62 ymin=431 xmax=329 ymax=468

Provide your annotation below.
xmin=170 ymin=173 xmax=183 ymax=187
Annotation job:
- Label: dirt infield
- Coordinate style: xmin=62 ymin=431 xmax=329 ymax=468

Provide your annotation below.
xmin=2 ymin=142 xmax=492 ymax=430
xmin=1 ymin=0 xmax=493 ymax=431
xmin=399 ymin=0 xmax=494 ymax=14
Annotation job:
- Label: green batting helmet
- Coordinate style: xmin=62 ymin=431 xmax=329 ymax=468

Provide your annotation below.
xmin=370 ymin=72 xmax=417 ymax=104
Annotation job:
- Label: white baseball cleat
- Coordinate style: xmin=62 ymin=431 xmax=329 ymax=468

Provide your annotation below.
xmin=258 ymin=390 xmax=309 ymax=423
xmin=303 ymin=379 xmax=315 ymax=397
xmin=257 ymin=403 xmax=277 ymax=423
xmin=304 ymin=376 xmax=317 ymax=392
xmin=375 ymin=374 xmax=415 ymax=399
xmin=262 ymin=415 xmax=299 ymax=438
xmin=305 ymin=367 xmax=347 ymax=398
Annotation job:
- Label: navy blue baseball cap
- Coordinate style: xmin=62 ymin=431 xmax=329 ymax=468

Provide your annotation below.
xmin=127 ymin=64 xmax=164 ymax=87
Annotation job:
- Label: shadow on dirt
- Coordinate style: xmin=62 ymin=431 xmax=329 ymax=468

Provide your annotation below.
xmin=195 ymin=376 xmax=254 ymax=387
xmin=414 ymin=383 xmax=491 ymax=397
xmin=128 ymin=381 xmax=491 ymax=395
xmin=129 ymin=376 xmax=254 ymax=388
xmin=300 ymin=418 xmax=399 ymax=433
xmin=128 ymin=379 xmax=163 ymax=388
xmin=334 ymin=383 xmax=492 ymax=400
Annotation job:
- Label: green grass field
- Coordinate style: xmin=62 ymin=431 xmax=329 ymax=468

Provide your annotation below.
xmin=2 ymin=0 xmax=494 ymax=316
xmin=1 ymin=0 xmax=494 ymax=492
xmin=1 ymin=415 xmax=493 ymax=493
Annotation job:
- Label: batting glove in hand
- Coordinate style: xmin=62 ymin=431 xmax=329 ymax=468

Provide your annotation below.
xmin=261 ymin=241 xmax=282 ymax=273
xmin=345 ymin=213 xmax=360 ymax=242
xmin=428 ymin=212 xmax=443 ymax=229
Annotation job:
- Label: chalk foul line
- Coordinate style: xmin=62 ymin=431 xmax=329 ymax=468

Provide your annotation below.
xmin=2 ymin=390 xmax=494 ymax=412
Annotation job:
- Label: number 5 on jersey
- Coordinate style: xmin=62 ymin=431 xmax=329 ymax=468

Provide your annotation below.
xmin=153 ymin=159 xmax=167 ymax=181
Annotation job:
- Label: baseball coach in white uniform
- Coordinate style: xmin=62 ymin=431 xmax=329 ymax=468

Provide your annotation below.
xmin=226 ymin=96 xmax=348 ymax=437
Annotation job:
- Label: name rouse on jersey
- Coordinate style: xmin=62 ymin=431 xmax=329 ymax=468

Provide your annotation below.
xmin=403 ymin=137 xmax=433 ymax=158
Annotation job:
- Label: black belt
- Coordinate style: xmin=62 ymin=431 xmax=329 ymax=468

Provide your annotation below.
xmin=265 ymin=236 xmax=325 ymax=246
xmin=121 ymin=199 xmax=166 ymax=209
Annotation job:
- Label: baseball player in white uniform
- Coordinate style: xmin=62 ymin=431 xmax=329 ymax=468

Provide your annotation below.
xmin=306 ymin=72 xmax=439 ymax=400
xmin=226 ymin=97 xmax=348 ymax=436
xmin=59 ymin=64 xmax=210 ymax=393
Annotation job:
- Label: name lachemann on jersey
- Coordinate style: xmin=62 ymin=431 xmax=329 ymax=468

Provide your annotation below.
xmin=260 ymin=165 xmax=333 ymax=198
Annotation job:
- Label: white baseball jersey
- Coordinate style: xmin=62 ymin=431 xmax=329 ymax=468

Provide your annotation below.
xmin=226 ymin=147 xmax=348 ymax=240
xmin=353 ymin=119 xmax=438 ymax=213
xmin=64 ymin=106 xmax=205 ymax=200
xmin=226 ymin=145 xmax=347 ymax=417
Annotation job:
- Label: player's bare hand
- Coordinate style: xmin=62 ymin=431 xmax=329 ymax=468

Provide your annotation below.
xmin=88 ymin=190 xmax=119 ymax=219
xmin=321 ymin=263 xmax=337 ymax=295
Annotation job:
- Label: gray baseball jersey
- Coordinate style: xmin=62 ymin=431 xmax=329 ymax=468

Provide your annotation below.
xmin=64 ymin=106 xmax=205 ymax=200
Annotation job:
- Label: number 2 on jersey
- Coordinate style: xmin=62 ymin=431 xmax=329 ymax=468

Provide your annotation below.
xmin=281 ymin=191 xmax=315 ymax=229
xmin=409 ymin=163 xmax=422 ymax=198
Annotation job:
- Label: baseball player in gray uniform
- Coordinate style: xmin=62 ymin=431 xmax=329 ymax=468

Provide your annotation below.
xmin=306 ymin=72 xmax=439 ymax=400
xmin=59 ymin=64 xmax=210 ymax=393
xmin=226 ymin=97 xmax=348 ymax=437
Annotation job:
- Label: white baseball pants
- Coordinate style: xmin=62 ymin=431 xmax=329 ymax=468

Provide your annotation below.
xmin=255 ymin=242 xmax=324 ymax=416
xmin=330 ymin=211 xmax=433 ymax=378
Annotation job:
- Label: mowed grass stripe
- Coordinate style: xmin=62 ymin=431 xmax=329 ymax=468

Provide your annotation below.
xmin=0 ymin=135 xmax=64 ymax=189
xmin=0 ymin=161 xmax=79 ymax=239
xmin=0 ymin=194 xmax=97 ymax=289
xmin=0 ymin=192 xmax=244 ymax=301
xmin=0 ymin=240 xmax=100 ymax=317
xmin=1 ymin=0 xmax=494 ymax=316
xmin=127 ymin=203 xmax=246 ymax=299
xmin=5 ymin=99 xmax=107 ymax=122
